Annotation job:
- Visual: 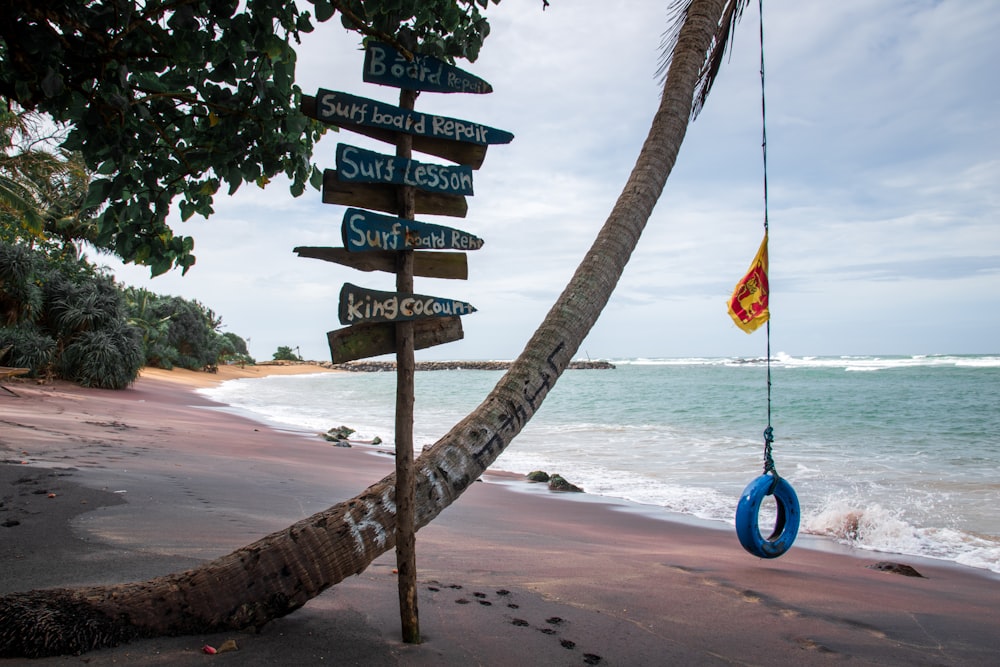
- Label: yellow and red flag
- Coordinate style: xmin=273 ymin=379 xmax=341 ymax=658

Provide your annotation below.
xmin=727 ymin=232 xmax=770 ymax=333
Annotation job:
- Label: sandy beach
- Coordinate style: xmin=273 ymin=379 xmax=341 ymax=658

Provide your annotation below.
xmin=1 ymin=366 xmax=998 ymax=665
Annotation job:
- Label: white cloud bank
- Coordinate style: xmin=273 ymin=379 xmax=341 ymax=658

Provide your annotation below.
xmin=102 ymin=0 xmax=1000 ymax=361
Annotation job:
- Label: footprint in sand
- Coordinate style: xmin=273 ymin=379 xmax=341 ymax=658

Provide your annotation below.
xmin=424 ymin=581 xmax=603 ymax=664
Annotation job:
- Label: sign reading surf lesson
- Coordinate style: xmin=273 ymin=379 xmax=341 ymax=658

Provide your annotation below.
xmin=336 ymin=143 xmax=474 ymax=197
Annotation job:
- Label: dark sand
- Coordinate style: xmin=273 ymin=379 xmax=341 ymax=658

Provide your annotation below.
xmin=1 ymin=369 xmax=998 ymax=665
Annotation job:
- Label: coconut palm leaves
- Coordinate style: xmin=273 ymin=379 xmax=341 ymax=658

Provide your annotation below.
xmin=0 ymin=106 xmax=95 ymax=251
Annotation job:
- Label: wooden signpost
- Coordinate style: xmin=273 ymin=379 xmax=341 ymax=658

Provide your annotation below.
xmin=297 ymin=39 xmax=511 ymax=644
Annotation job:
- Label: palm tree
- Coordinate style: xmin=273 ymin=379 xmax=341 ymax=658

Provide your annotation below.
xmin=0 ymin=0 xmax=741 ymax=657
xmin=0 ymin=105 xmax=95 ymax=252
xmin=0 ymin=108 xmax=51 ymax=239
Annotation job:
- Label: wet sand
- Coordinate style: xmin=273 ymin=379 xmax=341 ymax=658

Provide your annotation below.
xmin=1 ymin=367 xmax=998 ymax=665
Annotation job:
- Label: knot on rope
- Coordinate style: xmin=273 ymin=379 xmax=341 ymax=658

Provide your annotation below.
xmin=762 ymin=425 xmax=775 ymax=475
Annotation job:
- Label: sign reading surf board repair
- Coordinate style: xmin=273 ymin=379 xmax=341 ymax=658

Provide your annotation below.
xmin=316 ymin=90 xmax=513 ymax=147
xmin=336 ymin=144 xmax=474 ymax=197
xmin=363 ymin=42 xmax=493 ymax=94
xmin=339 ymin=283 xmax=476 ymax=326
xmin=342 ymin=208 xmax=483 ymax=252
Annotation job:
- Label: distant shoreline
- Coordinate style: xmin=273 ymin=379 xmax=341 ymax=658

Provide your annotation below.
xmin=329 ymin=359 xmax=616 ymax=372
xmin=132 ymin=359 xmax=613 ymax=389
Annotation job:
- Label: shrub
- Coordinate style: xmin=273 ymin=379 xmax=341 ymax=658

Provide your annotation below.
xmin=273 ymin=345 xmax=302 ymax=361
xmin=0 ymin=242 xmax=43 ymax=325
xmin=59 ymin=321 xmax=144 ymax=389
xmin=0 ymin=323 xmax=56 ymax=375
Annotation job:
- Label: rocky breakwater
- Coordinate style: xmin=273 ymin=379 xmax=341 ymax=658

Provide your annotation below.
xmin=332 ymin=360 xmax=615 ymax=372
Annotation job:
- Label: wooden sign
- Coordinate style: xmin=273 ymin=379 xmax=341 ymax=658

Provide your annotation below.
xmin=339 ymin=283 xmax=476 ymax=325
xmin=305 ymin=93 xmax=488 ymax=168
xmin=336 ymin=144 xmax=474 ymax=197
xmin=315 ymin=90 xmax=512 ymax=146
xmin=328 ymin=317 xmax=464 ymax=364
xmin=342 ymin=208 xmax=483 ymax=252
xmin=294 ymin=246 xmax=468 ymax=280
xmin=323 ymin=170 xmax=468 ymax=218
xmin=363 ymin=41 xmax=493 ymax=94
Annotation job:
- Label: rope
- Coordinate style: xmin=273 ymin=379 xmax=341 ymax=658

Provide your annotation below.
xmin=759 ymin=0 xmax=776 ymax=477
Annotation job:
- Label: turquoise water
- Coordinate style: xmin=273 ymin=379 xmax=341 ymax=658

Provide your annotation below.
xmin=200 ymin=354 xmax=1000 ymax=573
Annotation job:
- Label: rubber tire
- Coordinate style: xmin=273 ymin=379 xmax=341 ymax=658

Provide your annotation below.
xmin=736 ymin=474 xmax=800 ymax=558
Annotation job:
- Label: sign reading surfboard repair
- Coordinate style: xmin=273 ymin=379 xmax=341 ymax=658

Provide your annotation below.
xmin=363 ymin=42 xmax=493 ymax=94
xmin=339 ymin=283 xmax=476 ymax=325
xmin=342 ymin=208 xmax=483 ymax=252
xmin=316 ymin=90 xmax=513 ymax=146
xmin=336 ymin=144 xmax=474 ymax=197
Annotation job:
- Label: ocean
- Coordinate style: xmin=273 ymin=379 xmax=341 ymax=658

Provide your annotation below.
xmin=199 ymin=354 xmax=1000 ymax=574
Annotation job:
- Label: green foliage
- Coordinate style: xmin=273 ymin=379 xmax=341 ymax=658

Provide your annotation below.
xmin=0 ymin=2 xmax=325 ymax=275
xmin=122 ymin=286 xmax=172 ymax=367
xmin=0 ymin=1 xmax=502 ymax=275
xmin=150 ymin=297 xmax=215 ymax=369
xmin=273 ymin=345 xmax=303 ymax=361
xmin=219 ymin=331 xmax=254 ymax=366
xmin=333 ymin=0 xmax=500 ymax=61
xmin=58 ymin=320 xmax=144 ymax=389
xmin=0 ymin=107 xmax=97 ymax=254
xmin=0 ymin=240 xmax=257 ymax=386
xmin=0 ymin=241 xmax=43 ymax=324
xmin=45 ymin=272 xmax=125 ymax=338
xmin=222 ymin=331 xmax=250 ymax=357
xmin=0 ymin=323 xmax=56 ymax=370
xmin=121 ymin=289 xmax=252 ymax=370
xmin=0 ymin=240 xmax=143 ymax=388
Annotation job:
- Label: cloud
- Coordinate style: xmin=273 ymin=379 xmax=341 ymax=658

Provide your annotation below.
xmin=104 ymin=0 xmax=1000 ymax=361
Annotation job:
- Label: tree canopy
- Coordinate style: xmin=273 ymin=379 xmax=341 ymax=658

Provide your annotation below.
xmin=0 ymin=0 xmax=500 ymax=275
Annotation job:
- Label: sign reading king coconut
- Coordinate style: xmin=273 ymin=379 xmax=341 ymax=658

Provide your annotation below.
xmin=339 ymin=283 xmax=476 ymax=326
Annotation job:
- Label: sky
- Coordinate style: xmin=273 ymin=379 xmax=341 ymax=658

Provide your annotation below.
xmin=101 ymin=0 xmax=1000 ymax=363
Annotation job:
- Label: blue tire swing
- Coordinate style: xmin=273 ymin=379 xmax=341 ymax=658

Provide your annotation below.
xmin=733 ymin=0 xmax=799 ymax=559
xmin=735 ymin=428 xmax=800 ymax=558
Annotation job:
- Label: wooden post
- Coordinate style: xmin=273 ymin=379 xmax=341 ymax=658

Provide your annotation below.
xmin=394 ymin=87 xmax=420 ymax=644
xmin=299 ymin=42 xmax=506 ymax=643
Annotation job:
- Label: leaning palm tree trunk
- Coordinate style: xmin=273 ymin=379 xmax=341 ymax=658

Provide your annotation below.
xmin=0 ymin=0 xmax=737 ymax=657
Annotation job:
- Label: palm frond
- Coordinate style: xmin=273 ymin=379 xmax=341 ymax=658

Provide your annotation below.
xmin=658 ymin=0 xmax=750 ymax=119
xmin=0 ymin=176 xmax=45 ymax=236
